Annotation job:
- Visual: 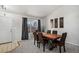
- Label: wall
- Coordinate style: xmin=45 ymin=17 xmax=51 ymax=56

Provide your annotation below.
xmin=43 ymin=6 xmax=79 ymax=46
xmin=0 ymin=10 xmax=41 ymax=43
xmin=0 ymin=11 xmax=23 ymax=43
xmin=0 ymin=16 xmax=12 ymax=43
xmin=41 ymin=17 xmax=47 ymax=32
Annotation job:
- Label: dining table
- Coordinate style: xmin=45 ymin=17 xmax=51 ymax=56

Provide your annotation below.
xmin=41 ymin=32 xmax=62 ymax=52
xmin=42 ymin=32 xmax=62 ymax=40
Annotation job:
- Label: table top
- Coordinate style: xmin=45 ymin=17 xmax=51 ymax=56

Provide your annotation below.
xmin=42 ymin=32 xmax=62 ymax=40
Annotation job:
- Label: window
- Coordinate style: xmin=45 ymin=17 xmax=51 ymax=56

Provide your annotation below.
xmin=50 ymin=19 xmax=53 ymax=28
xmin=55 ymin=18 xmax=58 ymax=28
xmin=59 ymin=17 xmax=64 ymax=28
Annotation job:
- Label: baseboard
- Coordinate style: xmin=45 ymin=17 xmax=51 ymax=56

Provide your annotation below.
xmin=0 ymin=41 xmax=12 ymax=45
xmin=66 ymin=42 xmax=79 ymax=46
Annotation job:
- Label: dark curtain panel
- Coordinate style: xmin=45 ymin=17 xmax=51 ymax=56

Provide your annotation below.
xmin=22 ymin=17 xmax=28 ymax=40
xmin=38 ymin=20 xmax=41 ymax=32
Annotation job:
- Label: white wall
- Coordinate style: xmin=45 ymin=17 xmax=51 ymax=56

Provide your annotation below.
xmin=40 ymin=18 xmax=45 ymax=32
xmin=0 ymin=16 xmax=12 ymax=43
xmin=10 ymin=14 xmax=23 ymax=42
xmin=43 ymin=6 xmax=79 ymax=46
xmin=0 ymin=10 xmax=41 ymax=43
xmin=0 ymin=11 xmax=24 ymax=43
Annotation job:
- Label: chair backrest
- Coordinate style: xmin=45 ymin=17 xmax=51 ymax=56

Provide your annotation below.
xmin=38 ymin=32 xmax=43 ymax=42
xmin=47 ymin=30 xmax=51 ymax=34
xmin=60 ymin=32 xmax=67 ymax=43
xmin=33 ymin=32 xmax=38 ymax=40
xmin=52 ymin=30 xmax=57 ymax=34
xmin=35 ymin=30 xmax=39 ymax=32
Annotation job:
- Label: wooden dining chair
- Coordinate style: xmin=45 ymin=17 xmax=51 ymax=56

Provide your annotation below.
xmin=48 ymin=30 xmax=58 ymax=49
xmin=52 ymin=30 xmax=57 ymax=34
xmin=38 ymin=32 xmax=48 ymax=52
xmin=54 ymin=32 xmax=67 ymax=53
xmin=47 ymin=30 xmax=51 ymax=34
xmin=33 ymin=32 xmax=38 ymax=45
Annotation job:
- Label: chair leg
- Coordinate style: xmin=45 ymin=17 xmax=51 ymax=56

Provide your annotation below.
xmin=59 ymin=46 xmax=61 ymax=53
xmin=34 ymin=40 xmax=35 ymax=45
xmin=55 ymin=45 xmax=57 ymax=48
xmin=37 ymin=40 xmax=40 ymax=48
xmin=37 ymin=41 xmax=38 ymax=47
xmin=38 ymin=42 xmax=40 ymax=48
xmin=63 ymin=45 xmax=66 ymax=52
xmin=43 ymin=40 xmax=45 ymax=52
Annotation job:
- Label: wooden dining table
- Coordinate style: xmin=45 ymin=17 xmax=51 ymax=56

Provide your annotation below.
xmin=41 ymin=32 xmax=62 ymax=52
xmin=42 ymin=32 xmax=62 ymax=40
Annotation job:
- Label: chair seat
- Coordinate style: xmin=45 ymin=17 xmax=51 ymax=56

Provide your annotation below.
xmin=54 ymin=40 xmax=64 ymax=46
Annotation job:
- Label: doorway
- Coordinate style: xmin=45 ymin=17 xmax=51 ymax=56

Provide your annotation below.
xmin=27 ymin=19 xmax=38 ymax=39
xmin=22 ymin=18 xmax=41 ymax=40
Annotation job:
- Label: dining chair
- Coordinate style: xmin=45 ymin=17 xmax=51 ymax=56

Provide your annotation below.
xmin=49 ymin=30 xmax=58 ymax=49
xmin=38 ymin=32 xmax=48 ymax=52
xmin=33 ymin=32 xmax=38 ymax=45
xmin=52 ymin=30 xmax=57 ymax=34
xmin=35 ymin=30 xmax=39 ymax=32
xmin=54 ymin=32 xmax=67 ymax=53
xmin=47 ymin=30 xmax=51 ymax=34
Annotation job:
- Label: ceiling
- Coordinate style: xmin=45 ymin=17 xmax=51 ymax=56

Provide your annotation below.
xmin=5 ymin=5 xmax=61 ymax=18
